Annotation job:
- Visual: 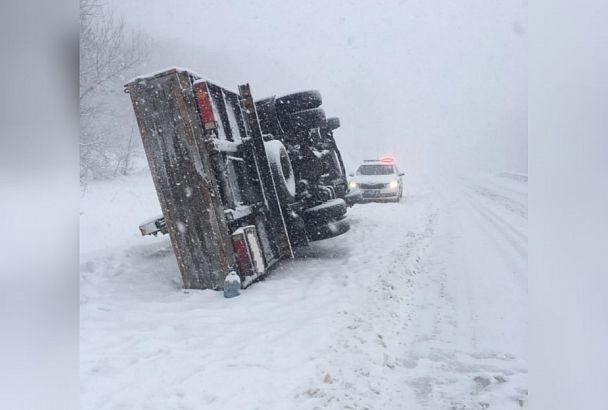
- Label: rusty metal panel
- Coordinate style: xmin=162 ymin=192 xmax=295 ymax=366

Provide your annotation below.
xmin=126 ymin=69 xmax=234 ymax=290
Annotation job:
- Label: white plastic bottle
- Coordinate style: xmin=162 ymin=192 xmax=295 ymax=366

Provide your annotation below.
xmin=223 ymin=269 xmax=241 ymax=298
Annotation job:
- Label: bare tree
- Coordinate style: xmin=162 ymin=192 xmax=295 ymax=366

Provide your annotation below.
xmin=80 ymin=0 xmax=150 ymax=182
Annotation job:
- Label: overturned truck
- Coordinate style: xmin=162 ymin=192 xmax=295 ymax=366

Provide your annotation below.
xmin=125 ymin=68 xmax=357 ymax=290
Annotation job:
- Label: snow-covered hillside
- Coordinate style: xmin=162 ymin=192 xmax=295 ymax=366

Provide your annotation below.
xmin=80 ymin=171 xmax=527 ymax=409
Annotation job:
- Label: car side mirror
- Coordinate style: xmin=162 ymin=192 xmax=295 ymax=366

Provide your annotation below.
xmin=399 ymin=172 xmax=405 ymax=177
xmin=349 ymin=173 xmax=354 ymax=177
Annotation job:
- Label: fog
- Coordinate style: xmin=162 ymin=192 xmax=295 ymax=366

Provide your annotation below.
xmin=111 ymin=0 xmax=527 ymax=174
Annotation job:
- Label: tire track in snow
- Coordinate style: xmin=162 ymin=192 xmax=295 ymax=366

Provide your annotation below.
xmin=461 ymin=179 xmax=527 ymax=291
xmin=391 ymin=175 xmax=528 ymax=409
xmin=463 ymin=187 xmax=527 ymax=262
xmin=299 ymin=200 xmax=441 ymax=409
xmin=470 ymin=195 xmax=527 ymax=243
xmin=468 ymin=183 xmax=527 ymax=219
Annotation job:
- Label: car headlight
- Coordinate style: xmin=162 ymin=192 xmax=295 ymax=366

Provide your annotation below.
xmin=389 ymin=180 xmax=399 ymax=189
xmin=349 ymin=181 xmax=357 ymax=189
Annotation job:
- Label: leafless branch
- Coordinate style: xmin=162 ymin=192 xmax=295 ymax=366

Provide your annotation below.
xmin=79 ymin=0 xmax=150 ymax=182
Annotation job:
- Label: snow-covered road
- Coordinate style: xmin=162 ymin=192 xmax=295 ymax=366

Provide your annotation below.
xmin=80 ymin=171 xmax=527 ymax=409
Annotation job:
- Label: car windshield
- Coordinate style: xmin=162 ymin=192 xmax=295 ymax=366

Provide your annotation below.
xmin=357 ymin=164 xmax=394 ymax=175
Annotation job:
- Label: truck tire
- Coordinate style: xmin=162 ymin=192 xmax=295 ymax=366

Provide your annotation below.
xmin=275 ymin=90 xmax=322 ymax=114
xmin=325 ymin=117 xmax=340 ymax=131
xmin=255 ymin=96 xmax=283 ymax=136
xmin=279 ymin=108 xmax=326 ymax=133
xmin=305 ymin=215 xmax=350 ymax=241
xmin=303 ymin=198 xmax=347 ymax=223
xmin=303 ymin=199 xmax=350 ymax=241
xmin=264 ymin=140 xmax=296 ymax=203
xmin=317 ymin=217 xmax=350 ymax=241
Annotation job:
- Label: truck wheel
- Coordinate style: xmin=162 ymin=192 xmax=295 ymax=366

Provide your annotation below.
xmin=306 ymin=216 xmax=351 ymax=241
xmin=303 ymin=198 xmax=347 ymax=225
xmin=275 ymin=90 xmax=322 ymax=114
xmin=325 ymin=117 xmax=340 ymax=131
xmin=264 ymin=140 xmax=296 ymax=203
xmin=255 ymin=96 xmax=284 ymax=136
xmin=303 ymin=198 xmax=350 ymax=241
xmin=279 ymin=108 xmax=326 ymax=133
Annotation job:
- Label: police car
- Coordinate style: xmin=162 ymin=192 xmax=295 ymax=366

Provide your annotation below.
xmin=348 ymin=156 xmax=404 ymax=203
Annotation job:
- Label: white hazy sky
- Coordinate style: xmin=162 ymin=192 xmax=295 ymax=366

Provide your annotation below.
xmin=112 ymin=0 xmax=527 ymax=174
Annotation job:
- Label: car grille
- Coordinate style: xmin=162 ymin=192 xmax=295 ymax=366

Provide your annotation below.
xmin=359 ymin=183 xmax=387 ymax=189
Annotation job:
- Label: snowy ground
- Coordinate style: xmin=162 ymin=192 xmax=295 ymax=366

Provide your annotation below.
xmin=80 ymin=170 xmax=527 ymax=409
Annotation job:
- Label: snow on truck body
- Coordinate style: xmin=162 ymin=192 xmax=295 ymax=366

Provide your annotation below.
xmin=126 ymin=68 xmax=352 ymax=290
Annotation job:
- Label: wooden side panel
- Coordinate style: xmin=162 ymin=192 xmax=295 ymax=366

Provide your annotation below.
xmin=127 ymin=69 xmax=233 ymax=290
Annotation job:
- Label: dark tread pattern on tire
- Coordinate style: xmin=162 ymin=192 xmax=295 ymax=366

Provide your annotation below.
xmin=325 ymin=117 xmax=340 ymax=131
xmin=275 ymin=90 xmax=322 ymax=114
xmin=280 ymin=108 xmax=326 ymax=133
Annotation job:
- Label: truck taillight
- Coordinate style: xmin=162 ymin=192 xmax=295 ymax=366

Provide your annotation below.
xmin=232 ymin=232 xmax=253 ymax=276
xmin=231 ymin=225 xmax=266 ymax=279
xmin=193 ymin=80 xmax=217 ymax=130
